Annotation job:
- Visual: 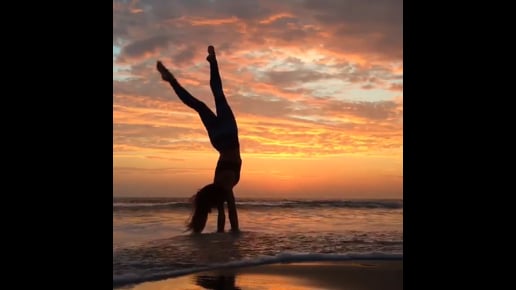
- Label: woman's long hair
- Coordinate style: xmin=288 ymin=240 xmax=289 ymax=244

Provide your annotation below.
xmin=186 ymin=183 xmax=224 ymax=233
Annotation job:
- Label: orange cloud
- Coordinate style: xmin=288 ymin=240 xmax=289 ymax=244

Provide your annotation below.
xmin=187 ymin=16 xmax=240 ymax=26
xmin=258 ymin=13 xmax=295 ymax=24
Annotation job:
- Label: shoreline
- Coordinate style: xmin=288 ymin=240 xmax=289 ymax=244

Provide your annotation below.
xmin=119 ymin=260 xmax=403 ymax=290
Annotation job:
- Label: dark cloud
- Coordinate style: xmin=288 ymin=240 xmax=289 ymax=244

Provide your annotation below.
xmin=231 ymin=94 xmax=296 ymax=118
xmin=302 ymin=0 xmax=402 ymax=59
xmin=302 ymin=0 xmax=402 ymax=28
xmin=172 ymin=45 xmax=198 ymax=64
xmin=114 ymin=0 xmax=402 ymax=61
xmin=255 ymin=16 xmax=319 ymax=45
xmin=325 ymin=62 xmax=399 ymax=86
xmin=263 ymin=69 xmax=332 ymax=86
xmin=121 ymin=35 xmax=172 ymax=59
xmin=149 ymin=0 xmax=185 ymax=20
xmin=133 ymin=0 xmax=274 ymax=23
xmin=284 ymin=56 xmax=303 ymax=65
xmin=215 ymin=0 xmax=273 ymax=20
xmin=322 ymin=99 xmax=400 ymax=120
xmin=113 ymin=1 xmax=156 ymax=44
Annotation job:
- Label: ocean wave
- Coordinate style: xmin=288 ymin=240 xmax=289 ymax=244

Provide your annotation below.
xmin=113 ymin=199 xmax=403 ymax=211
xmin=113 ymin=251 xmax=402 ymax=288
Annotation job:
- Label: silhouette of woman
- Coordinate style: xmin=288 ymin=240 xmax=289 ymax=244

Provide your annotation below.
xmin=157 ymin=45 xmax=240 ymax=233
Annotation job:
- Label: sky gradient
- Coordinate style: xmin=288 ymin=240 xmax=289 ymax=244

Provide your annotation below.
xmin=113 ymin=0 xmax=403 ymax=199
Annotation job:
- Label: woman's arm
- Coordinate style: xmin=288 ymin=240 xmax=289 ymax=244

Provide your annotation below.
xmin=226 ymin=191 xmax=240 ymax=232
xmin=217 ymin=203 xmax=225 ymax=232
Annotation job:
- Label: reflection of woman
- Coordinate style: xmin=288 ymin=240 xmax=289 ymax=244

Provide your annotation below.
xmin=195 ymin=275 xmax=242 ymax=290
xmin=157 ymin=45 xmax=241 ymax=233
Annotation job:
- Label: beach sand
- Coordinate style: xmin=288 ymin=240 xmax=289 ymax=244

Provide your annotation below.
xmin=122 ymin=260 xmax=403 ymax=290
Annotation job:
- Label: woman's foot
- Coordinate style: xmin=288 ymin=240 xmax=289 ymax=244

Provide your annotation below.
xmin=206 ymin=45 xmax=217 ymax=62
xmin=156 ymin=61 xmax=174 ymax=82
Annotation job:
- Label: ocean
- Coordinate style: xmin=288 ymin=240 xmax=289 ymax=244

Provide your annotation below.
xmin=113 ymin=197 xmax=403 ymax=288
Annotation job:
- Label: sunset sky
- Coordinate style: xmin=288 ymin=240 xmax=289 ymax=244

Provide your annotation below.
xmin=113 ymin=0 xmax=403 ymax=199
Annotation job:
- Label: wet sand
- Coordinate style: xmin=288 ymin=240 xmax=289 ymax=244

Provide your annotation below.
xmin=122 ymin=260 xmax=403 ymax=290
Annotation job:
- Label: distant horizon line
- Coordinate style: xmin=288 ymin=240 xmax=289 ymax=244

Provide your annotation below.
xmin=113 ymin=196 xmax=403 ymax=201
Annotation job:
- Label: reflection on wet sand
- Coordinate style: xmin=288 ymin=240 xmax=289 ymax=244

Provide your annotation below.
xmin=194 ymin=274 xmax=242 ymax=290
